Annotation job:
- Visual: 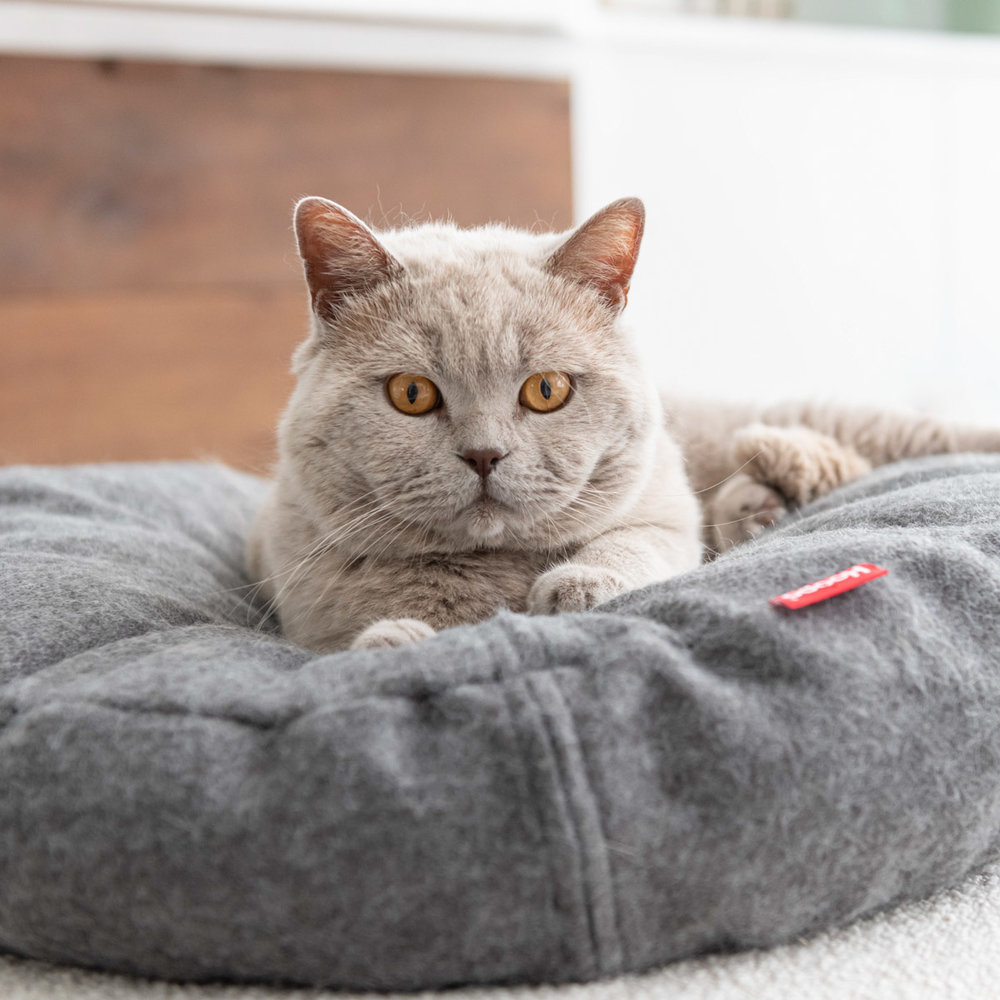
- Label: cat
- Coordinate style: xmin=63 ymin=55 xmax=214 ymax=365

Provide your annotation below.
xmin=247 ymin=196 xmax=1000 ymax=652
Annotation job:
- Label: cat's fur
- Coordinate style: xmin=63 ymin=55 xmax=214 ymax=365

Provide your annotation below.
xmin=248 ymin=197 xmax=1000 ymax=652
xmin=669 ymin=398 xmax=1000 ymax=553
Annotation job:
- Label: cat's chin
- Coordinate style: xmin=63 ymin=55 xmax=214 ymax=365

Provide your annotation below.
xmin=459 ymin=497 xmax=509 ymax=545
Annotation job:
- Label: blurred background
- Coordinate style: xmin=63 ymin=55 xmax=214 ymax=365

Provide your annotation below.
xmin=2 ymin=0 xmax=999 ymax=473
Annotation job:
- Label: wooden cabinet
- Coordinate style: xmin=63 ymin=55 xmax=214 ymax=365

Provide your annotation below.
xmin=0 ymin=56 xmax=572 ymax=470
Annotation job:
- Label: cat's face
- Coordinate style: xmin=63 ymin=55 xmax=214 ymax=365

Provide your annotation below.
xmin=279 ymin=198 xmax=660 ymax=556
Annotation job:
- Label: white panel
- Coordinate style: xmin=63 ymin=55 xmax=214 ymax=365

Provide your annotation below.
xmin=0 ymin=1 xmax=575 ymax=76
xmin=573 ymin=14 xmax=1000 ymax=422
xmin=928 ymin=70 xmax=1000 ymax=424
xmin=35 ymin=0 xmax=579 ymax=30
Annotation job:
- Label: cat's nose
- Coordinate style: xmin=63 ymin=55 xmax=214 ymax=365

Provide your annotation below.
xmin=460 ymin=449 xmax=507 ymax=480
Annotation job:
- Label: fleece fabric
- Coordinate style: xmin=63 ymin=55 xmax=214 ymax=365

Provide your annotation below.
xmin=2 ymin=862 xmax=1000 ymax=1000
xmin=1 ymin=457 xmax=999 ymax=991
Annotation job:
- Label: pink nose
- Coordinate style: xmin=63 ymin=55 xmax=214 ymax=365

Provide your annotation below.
xmin=461 ymin=449 xmax=506 ymax=480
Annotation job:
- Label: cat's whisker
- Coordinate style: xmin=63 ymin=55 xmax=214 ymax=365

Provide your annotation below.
xmin=294 ymin=509 xmax=441 ymax=631
xmin=563 ymin=380 xmax=606 ymax=438
xmin=275 ymin=507 xmax=419 ymax=635
xmin=532 ymin=503 xmax=602 ymax=545
xmin=560 ymin=488 xmax=647 ymax=529
xmin=258 ymin=501 xmax=387 ymax=595
xmin=254 ymin=503 xmax=403 ymax=629
xmin=701 ymin=514 xmax=770 ymax=530
xmin=573 ymin=496 xmax=653 ymax=528
xmin=294 ymin=522 xmax=405 ymax=632
xmin=220 ymin=493 xmax=389 ymax=601
xmin=686 ymin=452 xmax=764 ymax=497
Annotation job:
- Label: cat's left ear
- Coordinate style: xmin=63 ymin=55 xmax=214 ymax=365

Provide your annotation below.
xmin=546 ymin=197 xmax=645 ymax=312
xmin=294 ymin=197 xmax=402 ymax=321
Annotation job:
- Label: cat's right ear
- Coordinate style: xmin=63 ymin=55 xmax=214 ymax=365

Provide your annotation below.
xmin=546 ymin=197 xmax=645 ymax=313
xmin=293 ymin=197 xmax=401 ymax=321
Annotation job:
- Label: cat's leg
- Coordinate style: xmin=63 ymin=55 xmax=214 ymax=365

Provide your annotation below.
xmin=345 ymin=550 xmax=539 ymax=649
xmin=755 ymin=400 xmax=1000 ymax=465
xmin=706 ymin=423 xmax=871 ymax=553
xmin=734 ymin=422 xmax=872 ymax=506
xmin=529 ymin=434 xmax=703 ymax=614
xmin=528 ymin=523 xmax=702 ymax=614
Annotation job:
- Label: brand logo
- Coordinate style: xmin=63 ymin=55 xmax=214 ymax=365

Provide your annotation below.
xmin=770 ymin=563 xmax=889 ymax=610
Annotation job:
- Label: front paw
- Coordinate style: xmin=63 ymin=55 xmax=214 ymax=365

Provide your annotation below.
xmin=527 ymin=563 xmax=628 ymax=615
xmin=350 ymin=618 xmax=436 ymax=650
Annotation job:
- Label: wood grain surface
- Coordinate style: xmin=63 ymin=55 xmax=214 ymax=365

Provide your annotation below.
xmin=0 ymin=55 xmax=572 ymax=469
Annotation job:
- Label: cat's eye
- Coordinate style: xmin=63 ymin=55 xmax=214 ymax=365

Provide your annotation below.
xmin=387 ymin=374 xmax=440 ymax=415
xmin=519 ymin=371 xmax=572 ymax=413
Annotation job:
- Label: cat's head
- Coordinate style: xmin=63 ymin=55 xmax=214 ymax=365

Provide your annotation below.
xmin=279 ymin=196 xmax=661 ymax=555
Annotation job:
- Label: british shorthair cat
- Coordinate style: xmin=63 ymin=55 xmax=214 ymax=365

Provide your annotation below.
xmin=247 ymin=197 xmax=1000 ymax=651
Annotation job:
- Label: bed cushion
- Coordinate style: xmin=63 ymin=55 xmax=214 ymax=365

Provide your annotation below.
xmin=1 ymin=456 xmax=1000 ymax=991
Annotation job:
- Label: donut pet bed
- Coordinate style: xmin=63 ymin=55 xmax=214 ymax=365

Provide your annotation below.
xmin=2 ymin=455 xmax=1000 ymax=992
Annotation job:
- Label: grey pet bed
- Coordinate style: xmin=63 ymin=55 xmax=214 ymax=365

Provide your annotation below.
xmin=2 ymin=456 xmax=1000 ymax=991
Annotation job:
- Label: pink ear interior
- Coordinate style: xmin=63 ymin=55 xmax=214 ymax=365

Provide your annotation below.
xmin=294 ymin=197 xmax=400 ymax=318
xmin=547 ymin=197 xmax=645 ymax=311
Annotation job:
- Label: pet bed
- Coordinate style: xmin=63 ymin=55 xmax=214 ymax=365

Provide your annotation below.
xmin=2 ymin=456 xmax=1000 ymax=992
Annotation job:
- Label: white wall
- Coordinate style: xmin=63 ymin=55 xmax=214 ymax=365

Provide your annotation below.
xmin=572 ymin=13 xmax=1000 ymax=422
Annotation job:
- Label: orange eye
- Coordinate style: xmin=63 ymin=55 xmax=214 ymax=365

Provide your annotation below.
xmin=519 ymin=371 xmax=572 ymax=413
xmin=387 ymin=374 xmax=440 ymax=415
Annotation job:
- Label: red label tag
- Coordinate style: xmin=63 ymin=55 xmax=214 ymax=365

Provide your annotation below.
xmin=770 ymin=563 xmax=889 ymax=610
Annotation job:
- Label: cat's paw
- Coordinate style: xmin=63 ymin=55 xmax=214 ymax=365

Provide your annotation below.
xmin=732 ymin=423 xmax=871 ymax=507
xmin=707 ymin=473 xmax=787 ymax=554
xmin=350 ymin=618 xmax=436 ymax=650
xmin=527 ymin=563 xmax=629 ymax=615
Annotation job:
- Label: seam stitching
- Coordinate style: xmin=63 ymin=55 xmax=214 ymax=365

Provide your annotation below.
xmin=525 ymin=671 xmax=624 ymax=978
